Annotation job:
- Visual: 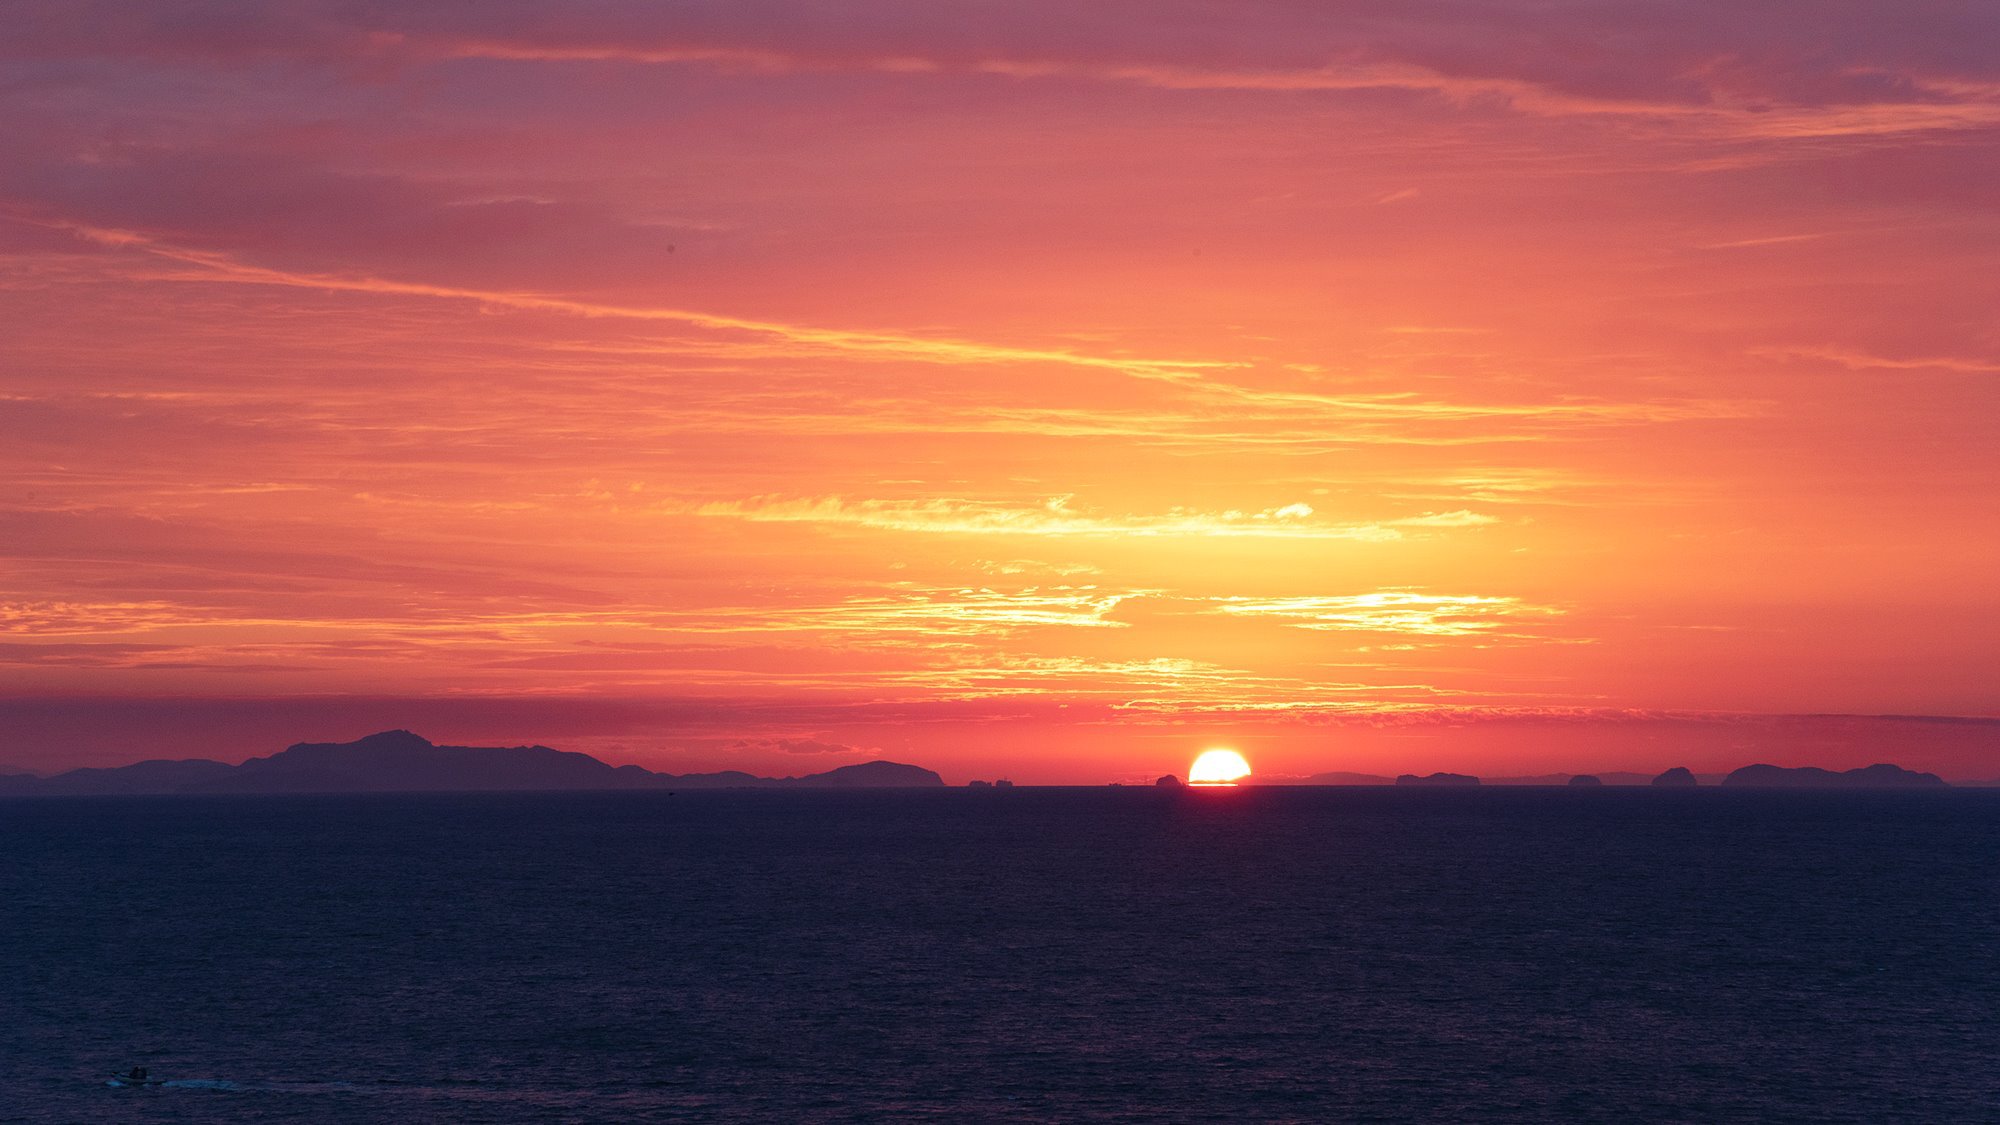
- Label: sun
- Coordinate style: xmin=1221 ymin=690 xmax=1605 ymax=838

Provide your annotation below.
xmin=1188 ymin=748 xmax=1252 ymax=786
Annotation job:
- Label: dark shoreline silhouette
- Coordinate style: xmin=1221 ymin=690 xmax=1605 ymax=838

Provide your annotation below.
xmin=0 ymin=730 xmax=945 ymax=797
xmin=1292 ymin=771 xmax=1719 ymax=786
xmin=0 ymin=732 xmax=1969 ymax=796
xmin=1721 ymin=763 xmax=1946 ymax=788
xmin=1396 ymin=772 xmax=1481 ymax=787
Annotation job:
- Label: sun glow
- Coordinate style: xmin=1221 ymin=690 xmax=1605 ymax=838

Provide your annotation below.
xmin=1188 ymin=748 xmax=1252 ymax=786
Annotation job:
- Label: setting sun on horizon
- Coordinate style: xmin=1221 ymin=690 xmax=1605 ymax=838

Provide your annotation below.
xmin=1188 ymin=749 xmax=1254 ymax=787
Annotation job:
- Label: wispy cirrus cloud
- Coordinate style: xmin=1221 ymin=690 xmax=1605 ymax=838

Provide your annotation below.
xmin=684 ymin=495 xmax=1495 ymax=540
xmin=0 ymin=601 xmax=194 ymax=635
xmin=725 ymin=736 xmax=874 ymax=756
xmin=1755 ymin=346 xmax=2000 ymax=375
xmin=15 ymin=2 xmax=1997 ymax=139
xmin=1215 ymin=591 xmax=1562 ymax=638
xmin=25 ymin=220 xmax=1751 ymax=438
xmin=44 ymin=222 xmax=1228 ymax=383
xmin=436 ymin=41 xmax=2000 ymax=139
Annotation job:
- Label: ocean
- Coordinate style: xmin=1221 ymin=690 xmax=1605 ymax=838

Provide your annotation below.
xmin=3 ymin=787 xmax=1996 ymax=1122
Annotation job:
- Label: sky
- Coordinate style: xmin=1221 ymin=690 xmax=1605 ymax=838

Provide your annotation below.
xmin=3 ymin=1 xmax=1998 ymax=781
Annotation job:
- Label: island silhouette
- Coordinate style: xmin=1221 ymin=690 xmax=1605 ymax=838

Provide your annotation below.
xmin=1293 ymin=771 xmax=1689 ymax=786
xmin=0 ymin=730 xmax=945 ymax=796
xmin=1720 ymin=763 xmax=1946 ymax=788
xmin=1396 ymin=772 xmax=1481 ymax=787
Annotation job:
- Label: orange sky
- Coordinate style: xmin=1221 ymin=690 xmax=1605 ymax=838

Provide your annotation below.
xmin=3 ymin=2 xmax=1998 ymax=780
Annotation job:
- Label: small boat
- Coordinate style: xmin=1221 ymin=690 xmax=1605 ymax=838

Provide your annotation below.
xmin=107 ymin=1068 xmax=163 ymax=1088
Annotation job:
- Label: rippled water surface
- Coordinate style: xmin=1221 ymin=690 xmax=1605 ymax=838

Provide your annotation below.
xmin=4 ymin=788 xmax=1997 ymax=1121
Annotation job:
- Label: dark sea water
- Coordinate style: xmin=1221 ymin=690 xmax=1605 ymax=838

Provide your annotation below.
xmin=3 ymin=788 xmax=1997 ymax=1123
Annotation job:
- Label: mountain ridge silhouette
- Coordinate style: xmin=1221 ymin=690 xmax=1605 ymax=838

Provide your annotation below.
xmin=0 ymin=730 xmax=945 ymax=796
xmin=1721 ymin=762 xmax=1946 ymax=788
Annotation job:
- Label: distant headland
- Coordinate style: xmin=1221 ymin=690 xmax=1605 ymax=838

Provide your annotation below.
xmin=1255 ymin=763 xmax=1958 ymax=789
xmin=1720 ymin=763 xmax=1946 ymax=788
xmin=1395 ymin=772 xmax=1480 ymax=787
xmin=0 ymin=731 xmax=946 ymax=797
